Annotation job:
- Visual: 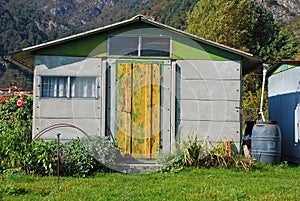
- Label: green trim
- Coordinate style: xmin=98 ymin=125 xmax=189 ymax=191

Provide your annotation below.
xmin=172 ymin=35 xmax=240 ymax=60
xmin=34 ymin=22 xmax=241 ymax=61
xmin=34 ymin=34 xmax=107 ymax=57
xmin=272 ymin=64 xmax=300 ymax=75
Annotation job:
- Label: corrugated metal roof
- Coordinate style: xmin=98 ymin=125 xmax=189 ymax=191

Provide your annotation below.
xmin=8 ymin=14 xmax=262 ymax=72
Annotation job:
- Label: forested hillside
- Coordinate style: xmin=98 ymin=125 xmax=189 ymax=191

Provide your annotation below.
xmin=0 ymin=0 xmax=299 ymax=90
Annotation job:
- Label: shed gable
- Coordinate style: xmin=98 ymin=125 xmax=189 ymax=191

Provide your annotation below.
xmin=34 ymin=22 xmax=240 ymax=61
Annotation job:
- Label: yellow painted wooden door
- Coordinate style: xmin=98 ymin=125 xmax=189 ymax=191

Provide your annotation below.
xmin=116 ymin=61 xmax=161 ymax=159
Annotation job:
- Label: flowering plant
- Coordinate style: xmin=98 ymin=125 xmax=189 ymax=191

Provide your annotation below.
xmin=0 ymin=86 xmax=32 ymax=132
xmin=0 ymin=86 xmax=33 ymax=172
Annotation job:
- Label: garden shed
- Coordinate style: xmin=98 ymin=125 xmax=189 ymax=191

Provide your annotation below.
xmin=268 ymin=60 xmax=300 ymax=163
xmin=9 ymin=15 xmax=261 ymax=159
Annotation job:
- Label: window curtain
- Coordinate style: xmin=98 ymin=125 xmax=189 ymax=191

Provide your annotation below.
xmin=70 ymin=77 xmax=96 ymax=98
xmin=42 ymin=77 xmax=67 ymax=97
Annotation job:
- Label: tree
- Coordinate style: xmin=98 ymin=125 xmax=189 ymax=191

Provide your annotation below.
xmin=186 ymin=0 xmax=299 ymax=121
xmin=186 ymin=0 xmax=298 ymax=62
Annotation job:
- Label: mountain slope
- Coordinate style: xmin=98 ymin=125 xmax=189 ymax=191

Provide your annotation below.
xmin=0 ymin=0 xmax=299 ymax=90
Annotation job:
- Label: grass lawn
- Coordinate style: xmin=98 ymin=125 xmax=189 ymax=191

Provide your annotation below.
xmin=1 ymin=165 xmax=300 ymax=200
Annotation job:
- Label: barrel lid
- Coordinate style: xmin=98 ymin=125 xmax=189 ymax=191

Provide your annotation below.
xmin=256 ymin=120 xmax=277 ymax=124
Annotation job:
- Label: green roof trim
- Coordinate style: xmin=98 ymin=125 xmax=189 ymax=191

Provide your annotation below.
xmin=34 ymin=34 xmax=107 ymax=57
xmin=267 ymin=60 xmax=300 ymax=77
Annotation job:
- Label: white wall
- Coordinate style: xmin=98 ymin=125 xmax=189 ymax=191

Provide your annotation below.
xmin=33 ymin=56 xmax=105 ymax=141
xmin=176 ymin=60 xmax=242 ymax=147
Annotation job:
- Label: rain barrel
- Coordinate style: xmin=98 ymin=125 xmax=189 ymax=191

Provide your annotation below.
xmin=251 ymin=121 xmax=281 ymax=164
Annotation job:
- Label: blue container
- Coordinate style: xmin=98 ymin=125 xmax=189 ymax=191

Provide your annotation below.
xmin=251 ymin=121 xmax=281 ymax=164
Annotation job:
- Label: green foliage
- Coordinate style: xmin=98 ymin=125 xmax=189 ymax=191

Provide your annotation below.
xmin=0 ymin=87 xmax=117 ymax=176
xmin=59 ymin=136 xmax=117 ymax=177
xmin=0 ymin=87 xmax=55 ymax=176
xmin=186 ymin=0 xmax=299 ymax=62
xmin=158 ymin=137 xmax=253 ymax=172
xmin=23 ymin=139 xmax=57 ymax=176
xmin=187 ymin=0 xmax=257 ymax=52
xmin=85 ymin=135 xmax=117 ymax=171
xmin=0 ymin=185 xmax=28 ymax=197
xmin=181 ymin=137 xmax=210 ymax=167
xmin=60 ymin=138 xmax=97 ymax=177
xmin=142 ymin=0 xmax=198 ymax=30
xmin=242 ymin=74 xmax=268 ymax=121
xmin=0 ymin=86 xmax=33 ymax=173
xmin=0 ymin=68 xmax=33 ymax=91
xmin=257 ymin=26 xmax=299 ymax=61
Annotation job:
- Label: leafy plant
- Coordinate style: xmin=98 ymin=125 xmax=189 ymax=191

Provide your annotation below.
xmin=59 ymin=138 xmax=97 ymax=177
xmin=181 ymin=137 xmax=210 ymax=167
xmin=85 ymin=136 xmax=118 ymax=171
xmin=59 ymin=136 xmax=117 ymax=177
xmin=0 ymin=86 xmax=33 ymax=173
xmin=186 ymin=0 xmax=298 ymax=63
xmin=159 ymin=136 xmax=254 ymax=172
xmin=0 ymin=87 xmax=117 ymax=176
xmin=22 ymin=139 xmax=57 ymax=176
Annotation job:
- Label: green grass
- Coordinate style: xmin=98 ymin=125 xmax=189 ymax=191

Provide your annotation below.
xmin=1 ymin=165 xmax=300 ymax=200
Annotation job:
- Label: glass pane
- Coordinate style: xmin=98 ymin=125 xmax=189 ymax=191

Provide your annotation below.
xmin=70 ymin=77 xmax=96 ymax=98
xmin=109 ymin=35 xmax=139 ymax=56
xmin=141 ymin=37 xmax=170 ymax=57
xmin=42 ymin=77 xmax=67 ymax=98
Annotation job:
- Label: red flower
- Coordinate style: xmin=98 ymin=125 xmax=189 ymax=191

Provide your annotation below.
xmin=5 ymin=100 xmax=9 ymax=105
xmin=11 ymin=115 xmax=16 ymax=120
xmin=17 ymin=99 xmax=24 ymax=107
xmin=1 ymin=119 xmax=4 ymax=123
xmin=14 ymin=91 xmax=19 ymax=96
xmin=18 ymin=87 xmax=22 ymax=92
xmin=11 ymin=86 xmax=16 ymax=91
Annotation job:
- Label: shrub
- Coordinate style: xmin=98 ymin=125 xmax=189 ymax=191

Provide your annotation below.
xmin=85 ymin=136 xmax=117 ymax=172
xmin=0 ymin=86 xmax=117 ymax=176
xmin=0 ymin=86 xmax=32 ymax=173
xmin=59 ymin=138 xmax=97 ymax=177
xmin=23 ymin=139 xmax=57 ymax=176
xmin=59 ymin=136 xmax=117 ymax=177
xmin=159 ymin=137 xmax=254 ymax=172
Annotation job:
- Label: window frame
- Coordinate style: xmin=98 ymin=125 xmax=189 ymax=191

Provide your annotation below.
xmin=108 ymin=34 xmax=172 ymax=58
xmin=40 ymin=76 xmax=99 ymax=99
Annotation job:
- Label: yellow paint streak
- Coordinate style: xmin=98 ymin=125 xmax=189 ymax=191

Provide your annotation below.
xmin=116 ymin=63 xmax=132 ymax=154
xmin=116 ymin=61 xmax=161 ymax=159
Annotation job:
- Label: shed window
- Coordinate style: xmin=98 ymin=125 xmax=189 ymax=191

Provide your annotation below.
xmin=108 ymin=35 xmax=171 ymax=57
xmin=141 ymin=36 xmax=171 ymax=57
xmin=108 ymin=35 xmax=139 ymax=56
xmin=41 ymin=76 xmax=98 ymax=98
xmin=70 ymin=77 xmax=97 ymax=98
xmin=42 ymin=77 xmax=68 ymax=98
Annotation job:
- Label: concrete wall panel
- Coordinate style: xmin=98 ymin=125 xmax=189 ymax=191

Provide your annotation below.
xmin=180 ymin=100 xmax=240 ymax=121
xmin=177 ymin=60 xmax=240 ymax=80
xmin=33 ymin=56 xmax=102 ymax=140
xmin=176 ymin=60 xmax=241 ymax=148
xmin=180 ymin=80 xmax=240 ymax=100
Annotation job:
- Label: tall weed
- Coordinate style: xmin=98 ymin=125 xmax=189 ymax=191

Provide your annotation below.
xmin=159 ymin=136 xmax=253 ymax=172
